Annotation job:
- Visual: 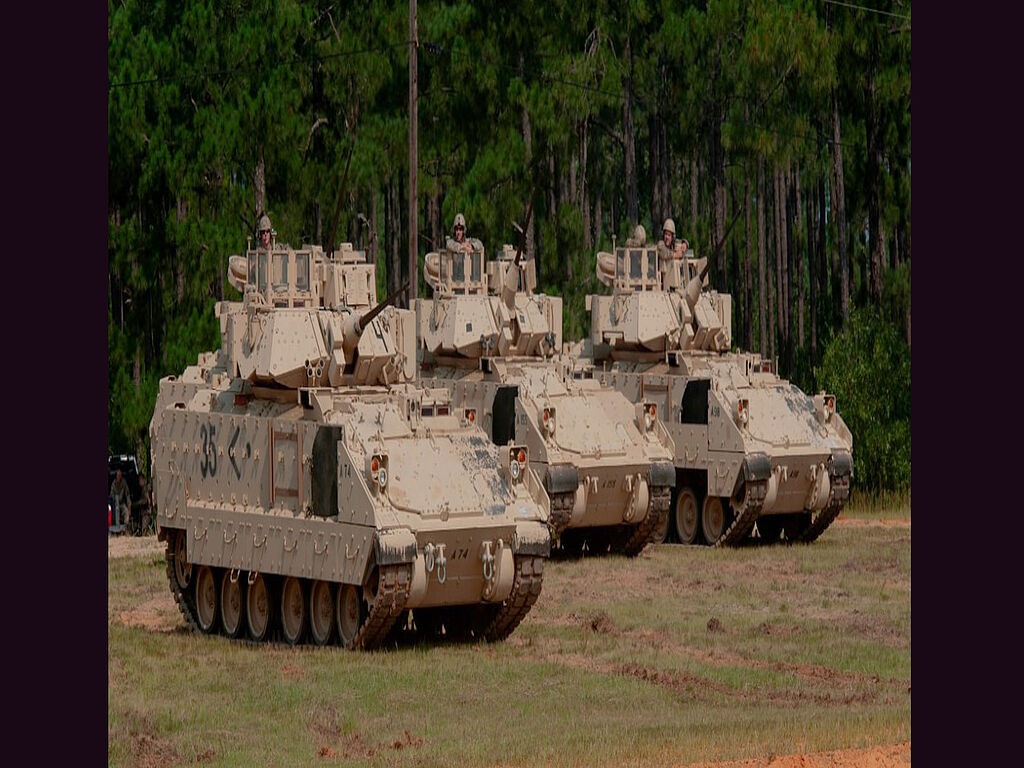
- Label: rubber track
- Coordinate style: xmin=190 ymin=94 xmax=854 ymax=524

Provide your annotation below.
xmin=712 ymin=478 xmax=769 ymax=548
xmin=548 ymin=491 xmax=575 ymax=536
xmin=349 ymin=563 xmax=413 ymax=650
xmin=480 ymin=556 xmax=545 ymax=642
xmin=162 ymin=533 xmax=539 ymax=648
xmin=165 ymin=534 xmax=200 ymax=633
xmin=795 ymin=473 xmax=850 ymax=543
xmin=616 ymin=486 xmax=672 ymax=556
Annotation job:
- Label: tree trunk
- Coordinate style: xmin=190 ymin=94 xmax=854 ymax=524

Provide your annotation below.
xmin=817 ymin=175 xmax=827 ymax=347
xmin=866 ymin=72 xmax=884 ymax=306
xmin=807 ymin=176 xmax=817 ymax=367
xmin=711 ymin=114 xmax=726 ymax=287
xmin=254 ymin=145 xmax=267 ymax=220
xmin=581 ymin=121 xmax=591 ymax=251
xmin=520 ymin=58 xmax=536 ymax=261
xmin=758 ymin=158 xmax=768 ymax=359
xmin=387 ymin=177 xmax=400 ymax=297
xmin=781 ymin=165 xmax=791 ymax=360
xmin=623 ymin=34 xmax=638 ymax=230
xmin=370 ymin=190 xmax=379 ymax=268
xmin=176 ymin=196 xmax=186 ymax=302
xmin=745 ymin=168 xmax=754 ymax=351
xmin=773 ymin=166 xmax=783 ymax=362
xmin=794 ymin=162 xmax=804 ymax=354
xmin=690 ymin=151 xmax=699 ymax=241
xmin=831 ymin=88 xmax=850 ymax=323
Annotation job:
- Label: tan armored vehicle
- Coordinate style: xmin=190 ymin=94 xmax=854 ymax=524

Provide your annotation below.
xmin=415 ymin=241 xmax=676 ymax=556
xmin=150 ymin=240 xmax=550 ymax=648
xmin=578 ymin=237 xmax=853 ymax=546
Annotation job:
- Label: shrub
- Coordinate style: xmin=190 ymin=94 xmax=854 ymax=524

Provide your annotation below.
xmin=815 ymin=307 xmax=910 ymax=492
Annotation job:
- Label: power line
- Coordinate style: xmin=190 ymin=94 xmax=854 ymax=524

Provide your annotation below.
xmin=822 ymin=0 xmax=910 ymax=20
xmin=109 ymin=41 xmax=409 ymax=90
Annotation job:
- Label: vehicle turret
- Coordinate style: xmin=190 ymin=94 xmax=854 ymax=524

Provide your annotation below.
xmin=219 ymin=243 xmax=415 ymax=389
xmin=418 ymin=244 xmax=560 ymax=361
xmin=590 ymin=242 xmax=730 ymax=358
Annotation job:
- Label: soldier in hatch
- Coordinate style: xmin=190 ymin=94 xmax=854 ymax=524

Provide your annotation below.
xmin=446 ymin=213 xmax=483 ymax=254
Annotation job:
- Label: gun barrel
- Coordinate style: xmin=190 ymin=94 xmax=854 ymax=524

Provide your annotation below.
xmin=354 ymin=280 xmax=410 ymax=335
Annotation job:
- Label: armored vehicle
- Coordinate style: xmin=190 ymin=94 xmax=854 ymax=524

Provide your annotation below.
xmin=415 ymin=242 xmax=675 ymax=556
xmin=579 ymin=240 xmax=853 ymax=546
xmin=150 ymin=241 xmax=550 ymax=649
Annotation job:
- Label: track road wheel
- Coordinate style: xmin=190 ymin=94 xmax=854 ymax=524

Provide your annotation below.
xmin=674 ymin=487 xmax=701 ymax=545
xmin=336 ymin=584 xmax=366 ymax=649
xmin=194 ymin=566 xmax=218 ymax=633
xmin=172 ymin=529 xmax=192 ymax=590
xmin=756 ymin=515 xmax=783 ymax=543
xmin=280 ymin=577 xmax=307 ymax=645
xmin=246 ymin=573 xmax=273 ymax=642
xmin=701 ymin=496 xmax=733 ymax=545
xmin=652 ymin=500 xmax=671 ymax=544
xmin=220 ymin=572 xmax=245 ymax=638
xmin=308 ymin=581 xmax=334 ymax=646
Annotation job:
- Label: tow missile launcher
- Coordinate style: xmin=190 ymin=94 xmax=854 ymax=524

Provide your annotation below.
xmin=416 ymin=241 xmax=676 ymax=556
xmin=150 ymin=241 xmax=549 ymax=648
xmin=578 ymin=238 xmax=853 ymax=546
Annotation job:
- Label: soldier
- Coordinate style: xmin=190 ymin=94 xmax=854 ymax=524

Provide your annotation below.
xmin=257 ymin=214 xmax=273 ymax=250
xmin=110 ymin=469 xmax=130 ymax=529
xmin=446 ymin=213 xmax=483 ymax=254
xmin=624 ymin=224 xmax=647 ymax=247
xmin=135 ymin=475 xmax=153 ymax=534
xmin=656 ymin=218 xmax=688 ymax=266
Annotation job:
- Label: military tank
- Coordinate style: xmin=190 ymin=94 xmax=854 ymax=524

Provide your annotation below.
xmin=576 ymin=234 xmax=853 ymax=546
xmin=415 ymin=240 xmax=676 ymax=556
xmin=150 ymin=240 xmax=550 ymax=648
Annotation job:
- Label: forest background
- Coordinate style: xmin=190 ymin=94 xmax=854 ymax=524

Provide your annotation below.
xmin=107 ymin=0 xmax=911 ymax=494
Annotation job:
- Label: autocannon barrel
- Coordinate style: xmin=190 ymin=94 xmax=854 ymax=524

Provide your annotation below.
xmin=341 ymin=281 xmax=410 ymax=354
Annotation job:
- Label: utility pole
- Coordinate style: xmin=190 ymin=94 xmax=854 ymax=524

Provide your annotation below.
xmin=408 ymin=0 xmax=418 ymax=308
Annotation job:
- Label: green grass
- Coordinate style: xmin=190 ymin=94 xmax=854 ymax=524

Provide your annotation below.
xmin=108 ymin=502 xmax=910 ymax=767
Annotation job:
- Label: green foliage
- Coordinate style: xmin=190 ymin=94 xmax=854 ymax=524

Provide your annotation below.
xmin=815 ymin=307 xmax=910 ymax=492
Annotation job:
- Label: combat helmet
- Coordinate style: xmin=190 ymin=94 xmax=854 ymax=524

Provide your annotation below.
xmin=454 ymin=213 xmax=466 ymax=230
xmin=662 ymin=218 xmax=676 ymax=236
xmin=258 ymin=214 xmax=272 ymax=233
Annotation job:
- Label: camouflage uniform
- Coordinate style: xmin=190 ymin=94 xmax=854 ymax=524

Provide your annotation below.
xmin=446 ymin=235 xmax=484 ymax=253
xmin=110 ymin=472 xmax=130 ymax=528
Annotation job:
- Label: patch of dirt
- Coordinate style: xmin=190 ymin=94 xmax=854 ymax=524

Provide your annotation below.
xmin=620 ymin=663 xmax=739 ymax=699
xmin=109 ymin=533 xmax=165 ymax=560
xmin=112 ymin=712 xmax=186 ymax=768
xmin=588 ymin=610 xmax=614 ymax=633
xmin=117 ymin=595 xmax=179 ymax=633
xmin=316 ymin=733 xmax=377 ymax=760
xmin=390 ymin=731 xmax=424 ymax=750
xmin=755 ymin=622 xmax=802 ymax=637
xmin=673 ymin=741 xmax=910 ymax=768
xmin=707 ymin=617 xmax=723 ymax=633
xmin=316 ymin=731 xmax=424 ymax=760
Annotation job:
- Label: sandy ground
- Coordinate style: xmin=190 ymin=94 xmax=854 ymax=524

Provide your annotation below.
xmin=674 ymin=742 xmax=910 ymax=768
xmin=108 ymin=533 xmax=164 ymax=560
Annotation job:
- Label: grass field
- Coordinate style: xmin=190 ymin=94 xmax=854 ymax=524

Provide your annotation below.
xmin=107 ymin=493 xmax=910 ymax=767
